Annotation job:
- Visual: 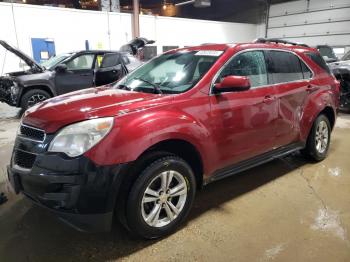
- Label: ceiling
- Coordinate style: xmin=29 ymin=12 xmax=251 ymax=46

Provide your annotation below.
xmin=120 ymin=0 xmax=294 ymax=24
xmin=120 ymin=0 xmax=291 ymax=23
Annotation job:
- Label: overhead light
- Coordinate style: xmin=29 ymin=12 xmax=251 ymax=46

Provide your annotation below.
xmin=22 ymin=0 xmax=26 ymax=3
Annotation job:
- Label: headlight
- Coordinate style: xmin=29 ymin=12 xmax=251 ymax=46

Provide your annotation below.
xmin=10 ymin=82 xmax=19 ymax=95
xmin=48 ymin=117 xmax=114 ymax=157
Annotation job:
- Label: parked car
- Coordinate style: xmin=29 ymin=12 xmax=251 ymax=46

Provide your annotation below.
xmin=8 ymin=39 xmax=339 ymax=239
xmin=315 ymin=44 xmax=350 ymax=110
xmin=0 ymin=38 xmax=152 ymax=109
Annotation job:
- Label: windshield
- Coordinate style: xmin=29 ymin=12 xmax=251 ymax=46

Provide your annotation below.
xmin=41 ymin=53 xmax=71 ymax=69
xmin=113 ymin=50 xmax=221 ymax=94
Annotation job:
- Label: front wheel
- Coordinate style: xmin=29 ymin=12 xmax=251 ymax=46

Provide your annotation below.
xmin=126 ymin=155 xmax=196 ymax=239
xmin=20 ymin=89 xmax=51 ymax=110
xmin=301 ymin=114 xmax=331 ymax=161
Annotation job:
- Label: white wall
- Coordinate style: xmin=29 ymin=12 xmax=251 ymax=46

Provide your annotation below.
xmin=0 ymin=2 xmax=259 ymax=74
xmin=267 ymin=0 xmax=350 ymax=50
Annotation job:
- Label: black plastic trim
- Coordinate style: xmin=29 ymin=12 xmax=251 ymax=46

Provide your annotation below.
xmin=206 ymin=142 xmax=304 ymax=184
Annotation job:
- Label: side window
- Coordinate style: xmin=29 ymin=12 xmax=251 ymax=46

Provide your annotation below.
xmin=217 ymin=51 xmax=268 ymax=88
xmin=66 ymin=54 xmax=94 ymax=70
xmin=267 ymin=51 xmax=304 ymax=84
xmin=121 ymin=55 xmax=130 ymax=65
xmin=100 ymin=53 xmax=121 ymax=68
xmin=300 ymin=60 xmax=312 ymax=79
xmin=306 ymin=52 xmax=331 ymax=74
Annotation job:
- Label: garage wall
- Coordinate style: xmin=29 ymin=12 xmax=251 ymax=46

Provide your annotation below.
xmin=267 ymin=0 xmax=350 ymax=53
xmin=0 ymin=2 xmax=259 ymax=73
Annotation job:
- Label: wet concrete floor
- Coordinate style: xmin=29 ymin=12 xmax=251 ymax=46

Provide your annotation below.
xmin=0 ymin=102 xmax=350 ymax=261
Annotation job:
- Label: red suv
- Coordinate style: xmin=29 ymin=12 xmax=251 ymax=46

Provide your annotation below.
xmin=8 ymin=39 xmax=339 ymax=239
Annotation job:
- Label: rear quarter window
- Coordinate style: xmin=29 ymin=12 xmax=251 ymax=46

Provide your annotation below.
xmin=306 ymin=52 xmax=331 ymax=74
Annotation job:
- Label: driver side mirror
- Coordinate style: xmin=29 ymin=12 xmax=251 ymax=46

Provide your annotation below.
xmin=55 ymin=63 xmax=67 ymax=73
xmin=214 ymin=76 xmax=251 ymax=93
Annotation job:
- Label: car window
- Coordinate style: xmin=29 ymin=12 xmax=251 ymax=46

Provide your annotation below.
xmin=343 ymin=51 xmax=350 ymax=61
xmin=101 ymin=53 xmax=121 ymax=68
xmin=66 ymin=54 xmax=94 ymax=70
xmin=267 ymin=51 xmax=304 ymax=84
xmin=121 ymin=55 xmax=130 ymax=65
xmin=217 ymin=51 xmax=268 ymax=88
xmin=300 ymin=60 xmax=312 ymax=79
xmin=305 ymin=52 xmax=331 ymax=74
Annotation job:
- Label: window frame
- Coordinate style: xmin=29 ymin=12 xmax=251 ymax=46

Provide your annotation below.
xmin=210 ymin=48 xmax=314 ymax=95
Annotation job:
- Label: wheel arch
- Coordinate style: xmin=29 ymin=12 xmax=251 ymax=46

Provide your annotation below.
xmin=113 ymin=138 xmax=204 ymax=229
xmin=18 ymin=85 xmax=54 ymax=106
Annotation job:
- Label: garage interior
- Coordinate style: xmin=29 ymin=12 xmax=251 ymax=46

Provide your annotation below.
xmin=1 ymin=0 xmax=350 ymax=261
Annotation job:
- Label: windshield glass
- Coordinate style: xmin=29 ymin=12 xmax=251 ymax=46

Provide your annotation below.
xmin=41 ymin=53 xmax=71 ymax=69
xmin=113 ymin=50 xmax=221 ymax=94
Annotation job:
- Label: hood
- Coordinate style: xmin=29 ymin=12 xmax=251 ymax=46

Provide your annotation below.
xmin=0 ymin=40 xmax=44 ymax=72
xmin=23 ymin=86 xmax=171 ymax=133
xmin=120 ymin=37 xmax=155 ymax=55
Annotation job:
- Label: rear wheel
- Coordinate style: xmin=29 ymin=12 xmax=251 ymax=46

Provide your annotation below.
xmin=126 ymin=155 xmax=196 ymax=239
xmin=302 ymin=114 xmax=331 ymax=161
xmin=21 ymin=89 xmax=51 ymax=110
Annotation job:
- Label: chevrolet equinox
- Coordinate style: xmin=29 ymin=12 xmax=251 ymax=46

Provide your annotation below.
xmin=8 ymin=39 xmax=340 ymax=239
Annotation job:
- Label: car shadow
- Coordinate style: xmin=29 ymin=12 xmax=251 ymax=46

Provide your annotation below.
xmin=0 ymin=153 xmax=307 ymax=261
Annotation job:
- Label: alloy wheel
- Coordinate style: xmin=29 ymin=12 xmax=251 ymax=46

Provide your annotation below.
xmin=27 ymin=94 xmax=47 ymax=107
xmin=141 ymin=170 xmax=187 ymax=228
xmin=315 ymin=120 xmax=329 ymax=154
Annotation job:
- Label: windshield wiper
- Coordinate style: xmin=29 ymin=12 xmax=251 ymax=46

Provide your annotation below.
xmin=134 ymin=77 xmax=163 ymax=94
xmin=117 ymin=84 xmax=131 ymax=91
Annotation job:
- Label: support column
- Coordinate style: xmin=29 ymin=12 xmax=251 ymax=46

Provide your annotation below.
xmin=132 ymin=0 xmax=140 ymax=38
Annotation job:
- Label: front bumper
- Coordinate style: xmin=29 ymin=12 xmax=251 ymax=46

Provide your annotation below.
xmin=7 ymin=131 xmax=129 ymax=232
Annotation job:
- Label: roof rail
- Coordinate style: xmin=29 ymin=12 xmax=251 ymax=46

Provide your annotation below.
xmin=254 ymin=38 xmax=309 ymax=48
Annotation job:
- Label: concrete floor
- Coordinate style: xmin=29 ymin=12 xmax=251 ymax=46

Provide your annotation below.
xmin=1 ymin=102 xmax=350 ymax=261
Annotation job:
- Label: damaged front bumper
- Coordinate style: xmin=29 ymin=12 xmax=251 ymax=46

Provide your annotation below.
xmin=0 ymin=77 xmax=19 ymax=106
xmin=7 ymin=125 xmax=130 ymax=232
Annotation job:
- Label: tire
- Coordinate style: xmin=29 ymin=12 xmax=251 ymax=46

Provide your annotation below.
xmin=126 ymin=155 xmax=196 ymax=239
xmin=301 ymin=114 xmax=331 ymax=162
xmin=20 ymin=89 xmax=51 ymax=110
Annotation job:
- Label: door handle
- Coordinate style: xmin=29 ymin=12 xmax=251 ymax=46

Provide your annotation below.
xmin=306 ymin=85 xmax=319 ymax=93
xmin=263 ymin=95 xmax=275 ymax=104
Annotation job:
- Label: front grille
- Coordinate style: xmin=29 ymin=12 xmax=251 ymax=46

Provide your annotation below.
xmin=13 ymin=150 xmax=36 ymax=169
xmin=20 ymin=124 xmax=45 ymax=141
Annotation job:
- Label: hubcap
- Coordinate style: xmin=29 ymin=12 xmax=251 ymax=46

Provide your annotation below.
xmin=141 ymin=170 xmax=187 ymax=228
xmin=27 ymin=94 xmax=47 ymax=107
xmin=315 ymin=120 xmax=329 ymax=154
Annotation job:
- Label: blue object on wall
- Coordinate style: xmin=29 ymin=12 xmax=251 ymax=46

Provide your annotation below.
xmin=31 ymin=38 xmax=56 ymax=63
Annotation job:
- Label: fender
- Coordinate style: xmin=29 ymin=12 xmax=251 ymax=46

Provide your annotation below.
xmin=85 ymin=107 xmax=212 ymax=172
xmin=300 ymin=88 xmax=336 ymax=141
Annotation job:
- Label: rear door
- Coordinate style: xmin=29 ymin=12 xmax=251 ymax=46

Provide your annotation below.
xmin=265 ymin=50 xmax=312 ymax=147
xmin=210 ymin=50 xmax=279 ymax=169
xmin=55 ymin=53 xmax=95 ymax=95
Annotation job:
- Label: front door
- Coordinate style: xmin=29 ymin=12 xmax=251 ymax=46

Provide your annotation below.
xmin=55 ymin=53 xmax=95 ymax=95
xmin=210 ymin=50 xmax=279 ymax=169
